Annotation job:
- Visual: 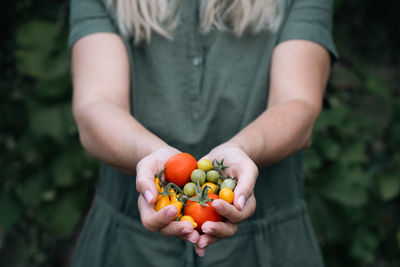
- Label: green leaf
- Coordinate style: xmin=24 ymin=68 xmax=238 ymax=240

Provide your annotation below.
xmin=51 ymin=156 xmax=76 ymax=188
xmin=0 ymin=191 xmax=22 ymax=233
xmin=365 ymin=72 xmax=391 ymax=99
xmin=319 ymin=138 xmax=341 ymax=160
xmin=350 ymin=227 xmax=379 ymax=263
xmin=378 ymin=174 xmax=400 ymax=201
xmin=339 ymin=142 xmax=367 ymax=166
xmin=15 ymin=20 xmax=68 ymax=81
xmin=16 ymin=174 xmax=47 ymax=208
xmin=28 ymin=103 xmax=75 ymax=143
xmin=322 ymin=174 xmax=368 ymax=207
xmin=35 ymin=190 xmax=87 ymax=238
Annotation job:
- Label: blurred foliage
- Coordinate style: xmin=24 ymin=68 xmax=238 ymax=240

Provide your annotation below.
xmin=0 ymin=1 xmax=98 ymax=266
xmin=0 ymin=0 xmax=399 ymax=266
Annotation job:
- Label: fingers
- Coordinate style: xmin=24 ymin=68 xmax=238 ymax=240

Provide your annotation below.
xmin=194 ymin=244 xmax=207 ymax=257
xmin=212 ymin=195 xmax=256 ymax=224
xmin=191 ymin=196 xmax=255 ymax=252
xmin=159 ymin=221 xmax=200 ymax=244
xmin=136 ymin=147 xmax=179 ymax=205
xmin=136 ymin=158 xmax=160 ymax=205
xmin=138 ymin=195 xmax=177 ymax=232
xmin=201 ymin=221 xmax=238 ymax=238
xmin=194 ymin=221 xmax=238 ymax=255
xmin=233 ymin=162 xmax=258 ymax=210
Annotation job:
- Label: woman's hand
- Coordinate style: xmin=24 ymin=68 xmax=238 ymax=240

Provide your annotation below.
xmin=136 ymin=147 xmax=201 ymax=244
xmin=194 ymin=144 xmax=258 ymax=256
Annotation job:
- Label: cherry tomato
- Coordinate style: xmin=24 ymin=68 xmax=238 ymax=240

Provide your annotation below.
xmin=183 ymin=182 xmax=196 ymax=196
xmin=180 ymin=215 xmax=198 ymax=228
xmin=164 ymin=153 xmax=197 ymax=187
xmin=155 ymin=195 xmax=170 ymax=211
xmin=219 ymin=187 xmax=234 ymax=204
xmin=201 ymin=182 xmax=219 ymax=194
xmin=220 ymin=178 xmax=236 ymax=190
xmin=197 ymin=159 xmax=213 ymax=171
xmin=169 ymin=189 xmax=183 ymax=218
xmin=184 ymin=193 xmax=223 ymax=231
xmin=206 ymin=170 xmax=220 ymax=183
xmin=190 ymin=169 xmax=206 ymax=185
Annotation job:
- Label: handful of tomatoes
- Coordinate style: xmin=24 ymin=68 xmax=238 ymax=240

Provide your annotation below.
xmin=154 ymin=153 xmax=237 ymax=231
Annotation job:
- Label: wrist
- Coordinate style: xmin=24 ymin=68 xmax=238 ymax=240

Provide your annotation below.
xmin=222 ymin=140 xmax=254 ymax=160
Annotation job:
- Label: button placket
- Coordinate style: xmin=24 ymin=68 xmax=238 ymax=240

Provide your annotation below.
xmin=187 ymin=0 xmax=203 ymax=121
xmin=192 ymin=56 xmax=202 ymax=67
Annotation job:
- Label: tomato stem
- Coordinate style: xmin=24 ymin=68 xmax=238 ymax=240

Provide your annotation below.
xmin=187 ymin=181 xmax=213 ymax=207
xmin=155 ymin=168 xmax=166 ymax=179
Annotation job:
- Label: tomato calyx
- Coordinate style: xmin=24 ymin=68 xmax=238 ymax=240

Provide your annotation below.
xmin=211 ymin=159 xmax=238 ymax=184
xmin=155 ymin=168 xmax=169 ymax=188
xmin=187 ymin=182 xmax=214 ymax=207
xmin=212 ymin=159 xmax=228 ymax=173
xmin=157 ymin=182 xmax=188 ymax=204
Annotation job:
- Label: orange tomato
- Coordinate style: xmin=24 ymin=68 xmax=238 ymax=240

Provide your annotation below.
xmin=164 ymin=153 xmax=197 ymax=187
xmin=219 ymin=188 xmax=234 ymax=204
xmin=184 ymin=193 xmax=222 ymax=231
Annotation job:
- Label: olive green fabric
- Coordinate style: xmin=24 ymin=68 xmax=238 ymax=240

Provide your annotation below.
xmin=68 ymin=0 xmax=338 ymax=266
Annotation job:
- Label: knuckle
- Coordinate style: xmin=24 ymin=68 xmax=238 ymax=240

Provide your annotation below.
xmin=141 ymin=218 xmax=156 ymax=232
xmin=229 ymin=225 xmax=238 ymax=236
xmin=159 ymin=228 xmax=170 ymax=237
xmin=230 ymin=216 xmax=242 ymax=224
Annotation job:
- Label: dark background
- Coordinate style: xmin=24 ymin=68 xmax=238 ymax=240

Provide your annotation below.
xmin=1 ymin=0 xmax=399 ymax=266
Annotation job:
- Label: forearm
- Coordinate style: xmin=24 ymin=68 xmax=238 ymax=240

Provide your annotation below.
xmin=227 ymin=98 xmax=320 ymax=167
xmin=74 ymin=100 xmax=169 ymax=174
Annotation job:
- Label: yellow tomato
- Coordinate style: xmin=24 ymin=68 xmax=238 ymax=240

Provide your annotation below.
xmin=201 ymin=182 xmax=219 ymax=194
xmin=154 ymin=177 xmax=163 ymax=200
xmin=219 ymin=188 xmax=234 ymax=204
xmin=197 ymin=159 xmax=213 ymax=172
xmin=180 ymin=215 xmax=198 ymax=228
xmin=169 ymin=189 xmax=183 ymax=218
xmin=155 ymin=195 xmax=170 ymax=211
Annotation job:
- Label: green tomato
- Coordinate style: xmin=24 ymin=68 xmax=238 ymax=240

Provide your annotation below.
xmin=217 ymin=178 xmax=223 ymax=186
xmin=220 ymin=178 xmax=236 ymax=190
xmin=191 ymin=169 xmax=206 ymax=185
xmin=206 ymin=170 xmax=220 ymax=183
xmin=183 ymin=182 xmax=196 ymax=196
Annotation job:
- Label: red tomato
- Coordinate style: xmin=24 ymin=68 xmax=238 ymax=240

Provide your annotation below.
xmin=164 ymin=153 xmax=197 ymax=187
xmin=184 ymin=193 xmax=223 ymax=231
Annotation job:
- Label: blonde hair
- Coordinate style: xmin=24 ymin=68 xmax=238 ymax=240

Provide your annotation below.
xmin=107 ymin=0 xmax=282 ymax=43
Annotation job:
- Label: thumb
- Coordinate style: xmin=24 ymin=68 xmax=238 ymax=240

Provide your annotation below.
xmin=233 ymin=163 xmax=258 ymax=210
xmin=136 ymin=158 xmax=159 ymax=205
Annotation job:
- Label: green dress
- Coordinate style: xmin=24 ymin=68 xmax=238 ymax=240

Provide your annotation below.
xmin=68 ymin=0 xmax=338 ymax=266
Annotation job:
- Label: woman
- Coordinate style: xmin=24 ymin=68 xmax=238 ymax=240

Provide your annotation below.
xmin=69 ymin=0 xmax=338 ymax=266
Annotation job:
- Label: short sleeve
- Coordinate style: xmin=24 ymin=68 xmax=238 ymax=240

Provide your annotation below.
xmin=68 ymin=0 xmax=117 ymax=49
xmin=277 ymin=0 xmax=339 ymax=60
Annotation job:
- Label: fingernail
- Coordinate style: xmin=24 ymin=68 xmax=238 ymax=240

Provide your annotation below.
xmin=166 ymin=207 xmax=177 ymax=219
xmin=188 ymin=235 xmax=197 ymax=243
xmin=198 ymin=250 xmax=205 ymax=257
xmin=144 ymin=190 xmax=153 ymax=204
xmin=238 ymin=195 xmax=245 ymax=209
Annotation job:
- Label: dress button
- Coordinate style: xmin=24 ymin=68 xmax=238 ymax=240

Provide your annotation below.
xmin=192 ymin=57 xmax=202 ymax=67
